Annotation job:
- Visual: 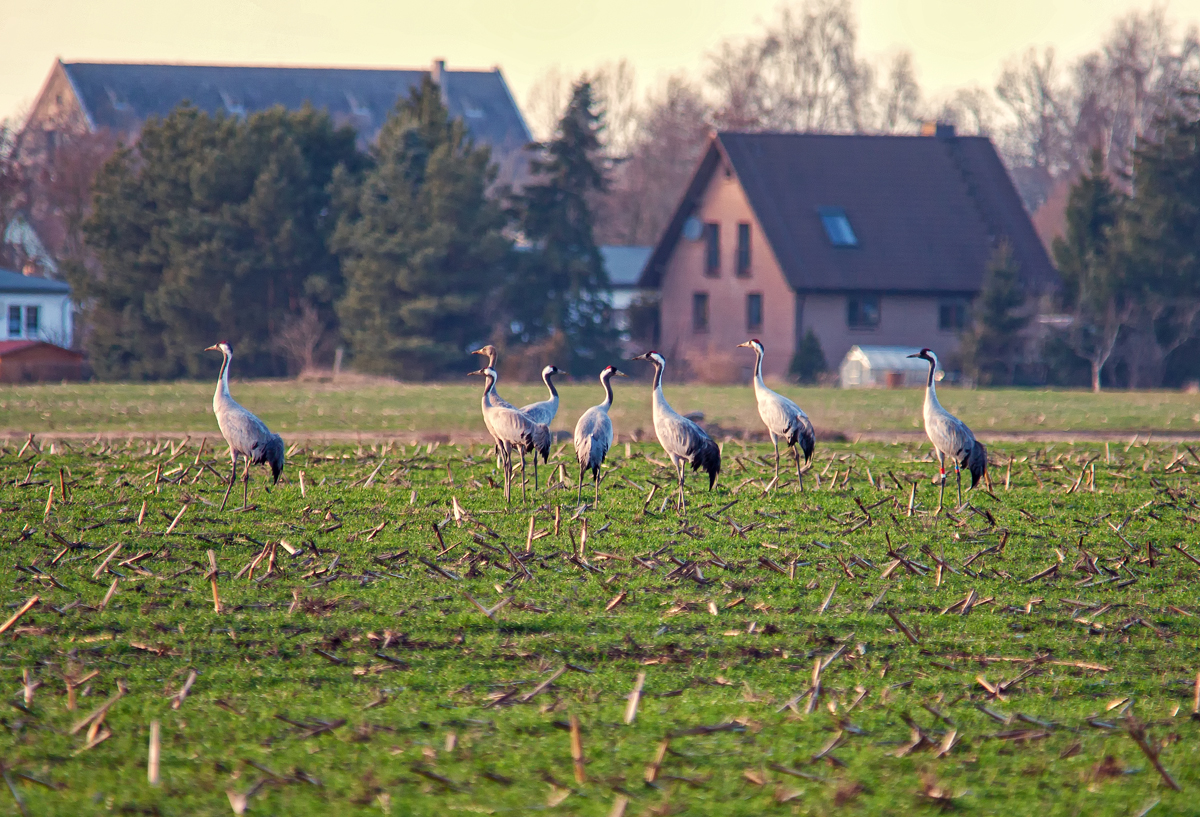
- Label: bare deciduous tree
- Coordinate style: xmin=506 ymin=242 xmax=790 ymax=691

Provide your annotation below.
xmin=272 ymin=303 xmax=327 ymax=376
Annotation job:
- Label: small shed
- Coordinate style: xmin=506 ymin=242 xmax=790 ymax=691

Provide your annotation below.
xmin=839 ymin=345 xmax=934 ymax=388
xmin=0 ymin=340 xmax=84 ymax=383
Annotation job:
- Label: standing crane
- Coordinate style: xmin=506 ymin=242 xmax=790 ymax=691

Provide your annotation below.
xmin=468 ymin=366 xmax=542 ymax=503
xmin=204 ymin=342 xmax=285 ymax=511
xmin=521 ymin=364 xmax=564 ymax=430
xmin=906 ymin=348 xmax=987 ymax=509
xmin=631 ymin=351 xmax=721 ymax=513
xmin=470 ymin=345 xmax=550 ymax=481
xmin=737 ymin=339 xmax=815 ymax=489
xmin=573 ymin=365 xmax=627 ymax=502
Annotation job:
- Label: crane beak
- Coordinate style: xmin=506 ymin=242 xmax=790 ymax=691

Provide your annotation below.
xmin=630 ymin=353 xmax=648 ymax=361
xmin=469 ymin=348 xmax=486 ymax=356
xmin=204 ymin=345 xmax=220 ymax=352
xmin=906 ymin=352 xmax=921 ymax=359
xmin=736 ymin=341 xmax=751 ymax=348
xmin=466 ymin=369 xmax=486 ymax=377
xmin=613 ymin=370 xmax=629 ymax=377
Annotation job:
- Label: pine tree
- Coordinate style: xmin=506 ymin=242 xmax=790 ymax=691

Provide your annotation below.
xmin=960 ymin=242 xmax=1029 ymax=386
xmin=77 ymin=104 xmax=360 ymax=379
xmin=333 ymin=78 xmax=510 ymax=378
xmin=509 ymin=80 xmax=619 ymax=373
xmin=1052 ymin=150 xmax=1129 ymax=392
xmin=789 ymin=329 xmax=827 ymax=384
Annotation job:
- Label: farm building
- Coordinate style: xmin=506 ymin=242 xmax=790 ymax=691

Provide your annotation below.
xmin=0 ymin=341 xmax=83 ymax=382
xmin=638 ymin=126 xmax=1056 ymax=381
xmin=839 ymin=345 xmax=935 ymax=388
xmin=0 ymin=266 xmax=73 ymax=348
xmin=19 ymin=58 xmax=532 ymax=187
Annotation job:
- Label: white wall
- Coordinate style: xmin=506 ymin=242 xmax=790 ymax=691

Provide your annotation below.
xmin=0 ymin=292 xmax=73 ymax=347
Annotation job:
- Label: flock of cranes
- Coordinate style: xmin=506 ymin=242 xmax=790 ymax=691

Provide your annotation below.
xmin=203 ymin=340 xmax=988 ymax=512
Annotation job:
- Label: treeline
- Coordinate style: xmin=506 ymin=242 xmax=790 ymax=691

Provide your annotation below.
xmin=69 ymin=79 xmax=618 ymax=380
xmin=960 ymin=102 xmax=1200 ymax=391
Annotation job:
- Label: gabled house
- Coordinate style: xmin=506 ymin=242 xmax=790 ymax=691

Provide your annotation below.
xmin=20 ymin=58 xmax=532 ymax=186
xmin=0 ymin=266 xmax=72 ymax=348
xmin=638 ymin=127 xmax=1056 ymax=380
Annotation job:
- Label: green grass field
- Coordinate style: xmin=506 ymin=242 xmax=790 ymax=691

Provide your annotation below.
xmin=2 ymin=435 xmax=1199 ymax=815
xmin=1 ymin=379 xmax=1199 ymax=438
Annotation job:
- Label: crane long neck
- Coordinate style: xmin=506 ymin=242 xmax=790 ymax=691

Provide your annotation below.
xmin=215 ymin=351 xmax=232 ymax=404
xmin=543 ymin=370 xmax=558 ymax=399
xmin=923 ymin=357 xmax=941 ymax=411
xmin=599 ymin=372 xmax=614 ymax=411
xmin=752 ymin=347 xmax=766 ymax=391
xmin=481 ymin=373 xmax=498 ymax=409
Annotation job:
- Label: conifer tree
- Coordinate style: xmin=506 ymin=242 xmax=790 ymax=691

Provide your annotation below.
xmin=333 ymin=78 xmax=510 ymax=378
xmin=960 ymin=242 xmax=1029 ymax=386
xmin=508 ymin=80 xmax=619 ymax=372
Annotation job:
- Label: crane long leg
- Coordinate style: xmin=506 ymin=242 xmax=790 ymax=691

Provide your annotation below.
xmin=532 ymin=451 xmax=538 ymax=492
xmin=676 ymin=459 xmax=687 ymax=515
xmin=501 ymin=444 xmax=511 ymax=504
xmin=577 ymin=463 xmax=585 ymax=501
xmin=772 ymin=434 xmax=780 ymax=482
xmin=955 ymin=462 xmax=963 ymax=506
xmin=936 ymin=451 xmax=946 ymax=514
xmin=220 ymin=457 xmax=237 ymax=512
xmin=519 ymin=448 xmax=527 ymax=503
xmin=593 ymin=468 xmax=601 ymax=504
xmin=242 ymin=464 xmax=250 ymax=508
xmin=793 ymin=445 xmax=803 ymax=492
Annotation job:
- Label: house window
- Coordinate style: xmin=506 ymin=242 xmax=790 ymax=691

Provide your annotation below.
xmin=24 ymin=306 xmax=39 ymax=337
xmin=847 ymin=294 xmax=880 ymax=329
xmin=703 ymin=223 xmax=720 ymax=276
xmin=746 ymin=293 xmax=763 ymax=331
xmin=939 ymin=300 xmax=967 ymax=331
xmin=692 ymin=292 xmax=709 ymax=333
xmin=8 ymin=306 xmax=21 ymax=337
xmin=736 ymin=223 xmax=751 ymax=276
xmin=819 ymin=207 xmax=858 ymax=247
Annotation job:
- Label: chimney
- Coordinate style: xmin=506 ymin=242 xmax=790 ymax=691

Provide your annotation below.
xmin=431 ymin=59 xmax=449 ymax=106
xmin=935 ymin=122 xmax=956 ymax=140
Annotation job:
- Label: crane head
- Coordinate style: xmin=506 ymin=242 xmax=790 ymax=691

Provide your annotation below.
xmin=204 ymin=341 xmax=232 ymax=355
xmin=736 ymin=339 xmax=764 ymax=353
xmin=631 ymin=351 xmax=665 ymax=367
xmin=470 ymin=345 xmax=498 ymax=365
xmin=906 ymin=348 xmax=936 ymax=364
xmin=601 ymin=365 xmax=628 ymax=379
xmin=542 ymin=365 xmax=566 ymax=378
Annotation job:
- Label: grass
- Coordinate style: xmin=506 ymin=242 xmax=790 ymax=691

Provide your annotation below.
xmin=2 ymin=433 xmax=1200 ymax=815
xmin=1 ymin=378 xmax=1199 ymax=436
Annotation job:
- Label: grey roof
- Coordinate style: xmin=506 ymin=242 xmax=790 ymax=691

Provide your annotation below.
xmin=60 ymin=61 xmax=531 ymax=153
xmin=0 ymin=267 xmax=70 ymax=294
xmin=641 ymin=131 xmax=1056 ymax=296
xmin=600 ymin=246 xmax=653 ymax=289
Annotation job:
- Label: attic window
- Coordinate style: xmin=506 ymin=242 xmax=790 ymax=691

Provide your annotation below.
xmin=819 ymin=207 xmax=857 ymax=248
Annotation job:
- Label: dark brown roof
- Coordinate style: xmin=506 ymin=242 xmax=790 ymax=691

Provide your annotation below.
xmin=640 ymin=131 xmax=1057 ymax=295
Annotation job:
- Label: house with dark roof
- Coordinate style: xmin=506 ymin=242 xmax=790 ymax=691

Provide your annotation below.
xmin=0 ymin=267 xmax=73 ymax=349
xmin=639 ymin=126 xmax=1056 ymax=381
xmin=21 ymin=58 xmax=532 ymax=185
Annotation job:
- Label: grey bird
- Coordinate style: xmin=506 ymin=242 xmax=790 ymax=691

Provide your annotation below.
xmin=521 ymin=364 xmax=565 ymax=433
xmin=907 ymin=348 xmax=987 ymax=509
xmin=468 ymin=366 xmax=543 ymax=503
xmin=631 ymin=351 xmax=721 ymax=513
xmin=737 ymin=339 xmax=815 ymax=489
xmin=573 ymin=365 xmax=627 ymax=502
xmin=471 ymin=345 xmax=551 ymax=481
xmin=205 ymin=341 xmax=285 ymax=511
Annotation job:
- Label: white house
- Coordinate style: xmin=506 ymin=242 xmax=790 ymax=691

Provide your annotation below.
xmin=0 ymin=267 xmax=73 ymax=347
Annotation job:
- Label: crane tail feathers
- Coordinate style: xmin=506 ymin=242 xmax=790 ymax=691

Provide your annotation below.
xmin=967 ymin=440 xmax=987 ymax=488
xmin=256 ymin=434 xmax=285 ymax=484
xmin=690 ymin=437 xmax=721 ymax=490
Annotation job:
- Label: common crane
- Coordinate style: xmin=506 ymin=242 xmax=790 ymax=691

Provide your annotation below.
xmin=521 ymin=365 xmax=564 ymax=430
xmin=907 ymin=348 xmax=987 ymax=509
xmin=204 ymin=342 xmax=285 ymax=511
xmin=631 ymin=351 xmax=721 ymax=513
xmin=737 ymin=339 xmax=815 ymax=489
xmin=468 ymin=366 xmax=542 ymax=503
xmin=470 ymin=345 xmax=551 ymax=481
xmin=573 ymin=365 xmax=627 ymax=502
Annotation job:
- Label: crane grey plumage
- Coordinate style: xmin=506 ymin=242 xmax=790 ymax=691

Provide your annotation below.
xmin=737 ymin=339 xmax=815 ymax=489
xmin=469 ymin=366 xmax=542 ymax=503
xmin=205 ymin=342 xmax=285 ymax=511
xmin=471 ymin=345 xmax=550 ymax=481
xmin=573 ymin=365 xmax=627 ymax=502
xmin=521 ymin=365 xmax=564 ymax=445
xmin=907 ymin=348 xmax=987 ymax=508
xmin=632 ymin=351 xmax=720 ymax=513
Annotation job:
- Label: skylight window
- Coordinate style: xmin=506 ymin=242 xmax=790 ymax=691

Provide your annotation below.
xmin=819 ymin=207 xmax=858 ymax=247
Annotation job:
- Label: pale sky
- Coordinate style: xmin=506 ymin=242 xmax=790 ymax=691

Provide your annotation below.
xmin=3 ymin=0 xmax=1199 ymax=125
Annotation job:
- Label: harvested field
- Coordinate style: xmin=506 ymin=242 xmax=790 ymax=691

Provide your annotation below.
xmin=1 ymin=434 xmax=1198 ymax=814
